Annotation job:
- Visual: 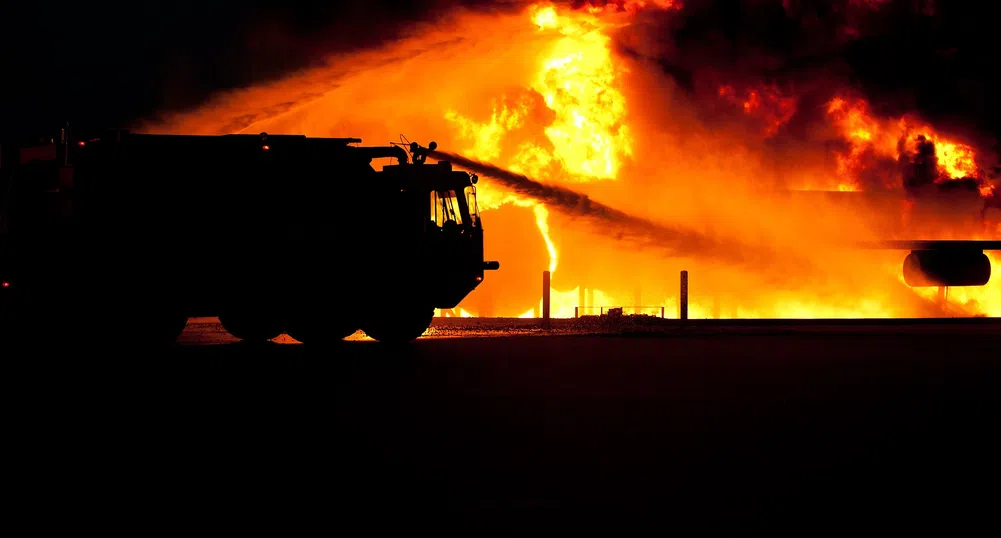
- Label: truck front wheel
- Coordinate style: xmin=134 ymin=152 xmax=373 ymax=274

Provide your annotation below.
xmin=361 ymin=308 xmax=434 ymax=344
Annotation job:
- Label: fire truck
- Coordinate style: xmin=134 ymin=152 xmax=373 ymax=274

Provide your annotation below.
xmin=0 ymin=127 xmax=499 ymax=345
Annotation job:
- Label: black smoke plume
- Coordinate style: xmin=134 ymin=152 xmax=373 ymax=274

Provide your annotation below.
xmin=610 ymin=0 xmax=1000 ymax=163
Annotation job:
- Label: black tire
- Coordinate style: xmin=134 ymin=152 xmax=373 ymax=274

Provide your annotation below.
xmin=361 ymin=308 xmax=434 ymax=344
xmin=219 ymin=311 xmax=283 ymax=342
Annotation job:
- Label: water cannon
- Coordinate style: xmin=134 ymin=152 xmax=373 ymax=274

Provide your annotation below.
xmin=410 ymin=140 xmax=437 ymax=164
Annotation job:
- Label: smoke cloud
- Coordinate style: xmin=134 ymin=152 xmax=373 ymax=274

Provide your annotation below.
xmin=607 ymin=0 xmax=1000 ymax=161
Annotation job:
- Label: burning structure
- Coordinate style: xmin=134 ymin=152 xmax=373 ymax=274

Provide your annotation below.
xmin=142 ymin=0 xmax=1000 ymax=318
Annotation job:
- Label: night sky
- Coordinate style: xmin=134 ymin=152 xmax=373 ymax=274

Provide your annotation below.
xmin=0 ymin=1 xmax=514 ymax=137
xmin=2 ymin=0 xmax=999 ymax=158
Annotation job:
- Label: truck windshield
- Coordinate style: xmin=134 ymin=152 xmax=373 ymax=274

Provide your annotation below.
xmin=431 ymin=190 xmax=467 ymax=227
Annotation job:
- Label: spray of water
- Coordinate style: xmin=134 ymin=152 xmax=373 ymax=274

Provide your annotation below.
xmin=432 ymin=149 xmax=798 ymax=270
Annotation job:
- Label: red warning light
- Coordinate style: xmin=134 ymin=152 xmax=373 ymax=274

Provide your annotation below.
xmin=262 ymin=145 xmax=270 ymax=151
xmin=1 ymin=281 xmax=9 ymax=288
xmin=77 ymin=141 xmax=86 ymax=147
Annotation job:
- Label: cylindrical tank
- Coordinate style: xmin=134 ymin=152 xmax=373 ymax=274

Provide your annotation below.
xmin=902 ymin=249 xmax=992 ymax=287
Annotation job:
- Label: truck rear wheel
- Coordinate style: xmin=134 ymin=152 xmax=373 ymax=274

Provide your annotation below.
xmin=219 ymin=312 xmax=283 ymax=342
xmin=361 ymin=308 xmax=434 ymax=344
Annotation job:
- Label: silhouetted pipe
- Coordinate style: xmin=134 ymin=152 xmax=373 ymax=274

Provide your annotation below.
xmin=483 ymin=261 xmax=500 ymax=271
xmin=680 ymin=270 xmax=689 ymax=320
xmin=542 ymin=270 xmax=551 ymax=327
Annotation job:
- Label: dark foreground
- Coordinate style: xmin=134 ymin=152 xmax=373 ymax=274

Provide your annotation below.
xmin=9 ymin=321 xmax=1001 ymax=535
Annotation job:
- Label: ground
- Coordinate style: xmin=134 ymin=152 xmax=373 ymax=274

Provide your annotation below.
xmin=8 ymin=317 xmax=1000 ymax=535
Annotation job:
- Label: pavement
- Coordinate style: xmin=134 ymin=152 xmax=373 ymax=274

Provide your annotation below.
xmin=8 ymin=317 xmax=1001 ymax=535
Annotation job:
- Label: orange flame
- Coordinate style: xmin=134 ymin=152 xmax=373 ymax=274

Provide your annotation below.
xmin=147 ymin=1 xmax=999 ymax=320
xmin=718 ymin=84 xmax=798 ymax=137
xmin=826 ymin=96 xmax=984 ymax=191
xmin=445 ymin=2 xmax=642 ymax=309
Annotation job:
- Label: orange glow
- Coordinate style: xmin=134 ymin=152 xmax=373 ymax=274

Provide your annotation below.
xmin=718 ymin=84 xmax=797 ymax=137
xmin=146 ymin=2 xmax=999 ymax=319
xmin=903 ymin=253 xmax=1001 ymax=317
xmin=979 ymin=183 xmax=994 ymax=198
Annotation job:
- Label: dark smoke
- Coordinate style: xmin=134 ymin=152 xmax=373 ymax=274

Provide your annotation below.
xmin=611 ymin=0 xmax=1001 ymax=158
xmin=901 ymin=134 xmax=939 ymax=190
xmin=7 ymin=0 xmax=996 ymax=148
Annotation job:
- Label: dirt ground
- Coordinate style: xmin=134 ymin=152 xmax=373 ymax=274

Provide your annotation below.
xmin=9 ymin=320 xmax=1001 ymax=534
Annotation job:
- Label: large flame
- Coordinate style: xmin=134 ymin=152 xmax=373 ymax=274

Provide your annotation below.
xmin=441 ymin=3 xmax=645 ymax=309
xmin=146 ymin=1 xmax=999 ymax=320
xmin=825 ymin=96 xmax=984 ymax=190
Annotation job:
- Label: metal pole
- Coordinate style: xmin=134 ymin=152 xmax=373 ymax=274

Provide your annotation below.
xmin=542 ymin=270 xmax=551 ymax=327
xmin=680 ymin=271 xmax=689 ymax=320
xmin=575 ymin=306 xmax=579 ymax=318
xmin=661 ymin=306 xmax=665 ymax=319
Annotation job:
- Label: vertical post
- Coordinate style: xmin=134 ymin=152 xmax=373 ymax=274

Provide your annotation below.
xmin=680 ymin=270 xmax=689 ymax=321
xmin=542 ymin=270 xmax=551 ymax=328
xmin=574 ymin=306 xmax=579 ymax=318
xmin=661 ymin=306 xmax=665 ymax=319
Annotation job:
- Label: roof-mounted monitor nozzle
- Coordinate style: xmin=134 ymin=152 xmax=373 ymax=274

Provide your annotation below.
xmin=410 ymin=141 xmax=436 ymax=164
